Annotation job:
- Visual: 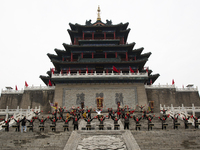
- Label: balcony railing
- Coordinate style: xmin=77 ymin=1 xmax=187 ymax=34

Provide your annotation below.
xmin=1 ymin=89 xmax=24 ymax=94
xmin=145 ymin=84 xmax=198 ymax=91
xmin=24 ymin=85 xmax=55 ymax=90
xmin=1 ymin=86 xmax=55 ymax=94
xmin=52 ymin=71 xmax=148 ymax=79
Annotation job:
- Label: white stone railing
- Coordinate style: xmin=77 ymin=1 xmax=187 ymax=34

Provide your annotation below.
xmin=52 ymin=71 xmax=148 ymax=78
xmin=0 ymin=106 xmax=40 ymax=130
xmin=145 ymin=84 xmax=198 ymax=92
xmin=160 ymin=104 xmax=200 ymax=126
xmin=1 ymin=89 xmax=24 ymax=94
xmin=1 ymin=86 xmax=55 ymax=94
xmin=176 ymin=87 xmax=198 ymax=92
xmin=24 ymin=85 xmax=55 ymax=90
xmin=145 ymin=84 xmax=175 ymax=89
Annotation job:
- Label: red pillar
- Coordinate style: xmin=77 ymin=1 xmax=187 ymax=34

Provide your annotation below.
xmin=71 ymin=53 xmax=73 ymax=62
xmin=104 ymin=32 xmax=106 ymax=39
xmin=92 ymin=32 xmax=94 ymax=39
xmin=134 ymin=56 xmax=136 ymax=60
xmin=114 ymin=32 xmax=116 ymax=39
xmin=74 ymin=38 xmax=76 ymax=45
xmin=81 ymin=53 xmax=83 ymax=58
xmin=115 ymin=52 xmax=117 ymax=58
xmin=62 ymin=57 xmax=64 ymax=61
xmin=105 ymin=52 xmax=107 ymax=58
xmin=122 ymin=37 xmax=124 ymax=44
xmin=126 ymin=52 xmax=128 ymax=61
xmin=92 ymin=52 xmax=94 ymax=58
xmin=82 ymin=32 xmax=84 ymax=40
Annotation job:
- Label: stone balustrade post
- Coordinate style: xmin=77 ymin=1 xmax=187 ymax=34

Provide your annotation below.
xmin=192 ymin=103 xmax=195 ymax=116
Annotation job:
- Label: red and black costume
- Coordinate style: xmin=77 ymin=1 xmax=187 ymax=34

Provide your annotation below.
xmin=171 ymin=115 xmax=179 ymax=129
xmin=192 ymin=115 xmax=200 ymax=129
xmin=98 ymin=117 xmax=106 ymax=130
xmin=4 ymin=119 xmax=10 ymax=132
xmin=50 ymin=118 xmax=58 ymax=131
xmin=111 ymin=116 xmax=120 ymax=130
xmin=160 ymin=109 xmax=167 ymax=117
xmin=159 ymin=116 xmax=168 ymax=130
xmin=38 ymin=118 xmax=47 ymax=131
xmin=62 ymin=117 xmax=71 ymax=131
xmin=58 ymin=107 xmax=64 ymax=120
xmin=108 ymin=108 xmax=113 ymax=118
xmin=86 ymin=108 xmax=92 ymax=119
xmin=147 ymin=116 xmax=154 ymax=130
xmin=133 ymin=116 xmax=142 ymax=130
xmin=72 ymin=116 xmax=81 ymax=130
xmin=124 ymin=115 xmax=131 ymax=130
xmin=84 ymin=118 xmax=94 ymax=130
xmin=183 ymin=116 xmax=190 ymax=129
xmin=138 ymin=105 xmax=145 ymax=112
xmin=116 ymin=108 xmax=122 ymax=119
xmin=27 ymin=118 xmax=35 ymax=132
xmin=14 ymin=118 xmax=21 ymax=132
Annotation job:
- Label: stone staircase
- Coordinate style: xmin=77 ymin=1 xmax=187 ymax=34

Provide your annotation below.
xmin=0 ymin=114 xmax=72 ymax=150
xmin=123 ymin=112 xmax=200 ymax=150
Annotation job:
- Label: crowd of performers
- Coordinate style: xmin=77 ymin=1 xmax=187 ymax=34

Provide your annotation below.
xmin=2 ymin=105 xmax=200 ymax=132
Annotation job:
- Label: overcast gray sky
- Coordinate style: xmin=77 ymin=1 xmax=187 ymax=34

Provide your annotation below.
xmin=0 ymin=0 xmax=200 ymax=93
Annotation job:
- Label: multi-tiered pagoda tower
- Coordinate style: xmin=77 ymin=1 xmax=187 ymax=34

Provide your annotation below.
xmin=40 ymin=7 xmax=159 ymax=110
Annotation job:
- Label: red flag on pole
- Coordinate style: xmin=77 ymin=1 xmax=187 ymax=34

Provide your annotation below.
xmin=48 ymin=80 xmax=52 ymax=86
xmin=61 ymin=69 xmax=63 ymax=74
xmin=69 ymin=67 xmax=70 ymax=74
xmin=25 ymin=81 xmax=28 ymax=87
xmin=137 ymin=69 xmax=138 ymax=73
xmin=106 ymin=69 xmax=108 ymax=74
xmin=113 ymin=66 xmax=119 ymax=73
xmin=129 ymin=66 xmax=134 ymax=73
xmin=91 ymin=69 xmax=93 ymax=74
xmin=15 ymin=85 xmax=18 ymax=91
xmin=146 ymin=68 xmax=148 ymax=73
xmin=51 ymin=68 xmax=54 ymax=74
xmin=172 ymin=79 xmax=175 ymax=85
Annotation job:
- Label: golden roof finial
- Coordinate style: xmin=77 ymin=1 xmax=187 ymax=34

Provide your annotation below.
xmin=97 ymin=5 xmax=101 ymax=21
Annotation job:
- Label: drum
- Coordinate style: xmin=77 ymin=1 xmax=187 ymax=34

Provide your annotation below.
xmin=86 ymin=125 xmax=91 ymax=128
xmin=114 ymin=124 xmax=120 ymax=127
xmin=149 ymin=123 xmax=154 ymax=127
xmin=136 ymin=124 xmax=141 ymax=127
xmin=99 ymin=125 xmax=104 ymax=128
xmin=39 ymin=125 xmax=44 ymax=128
xmin=196 ymin=123 xmax=200 ymax=125
xmin=175 ymin=123 xmax=180 ymax=126
xmin=12 ymin=125 xmax=18 ymax=128
xmin=2 ymin=125 xmax=7 ymax=128
xmin=187 ymin=123 xmax=192 ymax=126
xmin=163 ymin=123 xmax=168 ymax=126
xmin=63 ymin=125 xmax=69 ymax=128
xmin=50 ymin=125 xmax=56 ymax=128
xmin=27 ymin=125 xmax=33 ymax=128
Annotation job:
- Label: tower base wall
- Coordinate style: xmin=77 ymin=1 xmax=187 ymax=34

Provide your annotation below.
xmin=146 ymin=88 xmax=200 ymax=113
xmin=54 ymin=83 xmax=148 ymax=110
